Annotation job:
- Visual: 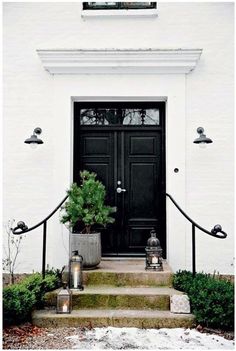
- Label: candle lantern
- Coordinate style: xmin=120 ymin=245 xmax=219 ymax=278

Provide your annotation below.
xmin=69 ymin=250 xmax=84 ymax=290
xmin=145 ymin=229 xmax=163 ymax=271
xmin=56 ymin=283 xmax=72 ymax=314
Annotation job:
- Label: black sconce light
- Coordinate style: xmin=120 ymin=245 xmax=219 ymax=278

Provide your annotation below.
xmin=24 ymin=127 xmax=43 ymax=148
xmin=193 ymin=127 xmax=213 ymax=148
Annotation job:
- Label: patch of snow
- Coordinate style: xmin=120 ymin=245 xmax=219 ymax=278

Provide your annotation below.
xmin=65 ymin=327 xmax=234 ymax=350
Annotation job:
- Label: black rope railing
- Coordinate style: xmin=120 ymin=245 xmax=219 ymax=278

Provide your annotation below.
xmin=166 ymin=193 xmax=227 ymax=275
xmin=12 ymin=195 xmax=68 ymax=278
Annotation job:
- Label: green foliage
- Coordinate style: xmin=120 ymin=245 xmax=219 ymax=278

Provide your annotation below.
xmin=3 ymin=272 xmax=61 ymax=326
xmin=173 ymin=270 xmax=234 ymax=330
xmin=3 ymin=284 xmax=36 ymax=326
xmin=45 ymin=266 xmax=63 ymax=282
xmin=60 ymin=170 xmax=116 ymax=233
xmin=21 ymin=272 xmax=61 ymax=308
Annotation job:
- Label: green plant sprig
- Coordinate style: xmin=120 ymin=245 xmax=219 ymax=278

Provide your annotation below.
xmin=60 ymin=170 xmax=116 ymax=233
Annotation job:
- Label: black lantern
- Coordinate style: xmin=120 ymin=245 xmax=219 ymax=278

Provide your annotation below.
xmin=56 ymin=283 xmax=72 ymax=314
xmin=145 ymin=230 xmax=163 ymax=271
xmin=69 ymin=250 xmax=84 ymax=290
xmin=193 ymin=127 xmax=213 ymax=148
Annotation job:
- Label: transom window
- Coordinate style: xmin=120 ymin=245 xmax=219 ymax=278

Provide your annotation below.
xmin=83 ymin=2 xmax=156 ymax=10
xmin=80 ymin=108 xmax=160 ymax=125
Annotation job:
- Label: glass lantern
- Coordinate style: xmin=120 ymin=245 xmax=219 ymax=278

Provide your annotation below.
xmin=69 ymin=250 xmax=84 ymax=290
xmin=145 ymin=230 xmax=163 ymax=271
xmin=56 ymin=283 xmax=72 ymax=314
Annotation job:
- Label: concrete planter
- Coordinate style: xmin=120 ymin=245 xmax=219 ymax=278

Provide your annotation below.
xmin=71 ymin=233 xmax=102 ymax=269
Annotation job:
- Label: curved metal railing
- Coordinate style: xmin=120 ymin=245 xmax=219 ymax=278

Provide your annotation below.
xmin=12 ymin=195 xmax=68 ymax=278
xmin=11 ymin=192 xmax=227 ymax=277
xmin=166 ymin=193 xmax=227 ymax=275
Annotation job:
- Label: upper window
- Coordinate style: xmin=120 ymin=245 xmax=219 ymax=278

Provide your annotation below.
xmin=80 ymin=108 xmax=160 ymax=126
xmin=83 ymin=2 xmax=156 ymax=10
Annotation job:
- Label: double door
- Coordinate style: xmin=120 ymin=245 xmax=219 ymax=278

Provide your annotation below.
xmin=74 ymin=102 xmax=166 ymax=256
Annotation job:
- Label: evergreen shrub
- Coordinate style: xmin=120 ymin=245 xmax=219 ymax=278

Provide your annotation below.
xmin=3 ymin=272 xmax=60 ymax=326
xmin=3 ymin=284 xmax=36 ymax=325
xmin=60 ymin=170 xmax=116 ymax=233
xmin=173 ymin=270 xmax=234 ymax=330
xmin=21 ymin=272 xmax=61 ymax=308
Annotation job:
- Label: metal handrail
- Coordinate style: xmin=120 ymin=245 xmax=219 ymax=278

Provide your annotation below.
xmin=166 ymin=193 xmax=227 ymax=275
xmin=12 ymin=195 xmax=68 ymax=278
xmin=11 ymin=191 xmax=227 ymax=278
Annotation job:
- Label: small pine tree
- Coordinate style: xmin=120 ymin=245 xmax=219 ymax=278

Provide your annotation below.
xmin=60 ymin=170 xmax=116 ymax=233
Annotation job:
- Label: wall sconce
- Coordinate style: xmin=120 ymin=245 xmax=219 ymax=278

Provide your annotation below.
xmin=24 ymin=127 xmax=43 ymax=148
xmin=193 ymin=127 xmax=213 ymax=148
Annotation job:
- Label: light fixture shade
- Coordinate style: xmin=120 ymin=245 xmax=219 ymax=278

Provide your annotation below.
xmin=24 ymin=134 xmax=43 ymax=144
xmin=193 ymin=135 xmax=213 ymax=144
xmin=193 ymin=127 xmax=213 ymax=144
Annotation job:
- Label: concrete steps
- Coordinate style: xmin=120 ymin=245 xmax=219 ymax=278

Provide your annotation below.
xmin=83 ymin=260 xmax=173 ymax=287
xmin=32 ymin=260 xmax=195 ymax=329
xmin=44 ymin=286 xmax=183 ymax=310
xmin=32 ymin=309 xmax=195 ymax=329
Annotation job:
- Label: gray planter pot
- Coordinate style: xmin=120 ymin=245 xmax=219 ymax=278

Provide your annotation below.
xmin=70 ymin=232 xmax=102 ymax=269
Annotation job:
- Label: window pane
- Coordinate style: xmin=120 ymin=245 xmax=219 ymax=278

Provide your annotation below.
xmin=80 ymin=108 xmax=159 ymax=125
xmin=83 ymin=2 xmax=156 ymax=9
xmin=120 ymin=3 xmax=156 ymax=9
xmin=83 ymin=2 xmax=118 ymax=9
xmin=80 ymin=109 xmax=118 ymax=125
xmin=123 ymin=109 xmax=159 ymax=125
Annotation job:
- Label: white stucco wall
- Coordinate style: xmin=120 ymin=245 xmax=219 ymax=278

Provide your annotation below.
xmin=3 ymin=2 xmax=234 ymax=274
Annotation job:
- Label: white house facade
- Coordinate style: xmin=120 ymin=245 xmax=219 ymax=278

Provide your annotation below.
xmin=3 ymin=2 xmax=234 ymax=275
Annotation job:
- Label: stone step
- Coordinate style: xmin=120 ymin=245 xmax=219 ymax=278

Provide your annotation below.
xmin=32 ymin=309 xmax=195 ymax=329
xmin=45 ymin=286 xmax=183 ymax=310
xmin=83 ymin=260 xmax=173 ymax=287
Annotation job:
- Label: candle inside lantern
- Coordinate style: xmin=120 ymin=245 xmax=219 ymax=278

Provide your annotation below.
xmin=62 ymin=303 xmax=68 ymax=313
xmin=73 ymin=267 xmax=78 ymax=288
xmin=152 ymin=256 xmax=158 ymax=264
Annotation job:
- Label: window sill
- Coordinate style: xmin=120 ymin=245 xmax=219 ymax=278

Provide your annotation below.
xmin=81 ymin=9 xmax=158 ymax=18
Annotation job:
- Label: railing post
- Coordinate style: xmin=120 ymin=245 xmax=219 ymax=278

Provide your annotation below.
xmin=42 ymin=221 xmax=47 ymax=279
xmin=192 ymin=224 xmax=196 ymax=276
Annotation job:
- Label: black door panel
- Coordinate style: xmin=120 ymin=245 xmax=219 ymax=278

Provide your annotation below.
xmin=74 ymin=102 xmax=166 ymax=257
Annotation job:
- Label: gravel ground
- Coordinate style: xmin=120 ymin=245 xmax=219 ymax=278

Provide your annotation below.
xmin=3 ymin=324 xmax=234 ymax=350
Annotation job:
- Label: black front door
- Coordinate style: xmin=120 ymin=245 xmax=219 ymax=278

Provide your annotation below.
xmin=74 ymin=102 xmax=166 ymax=257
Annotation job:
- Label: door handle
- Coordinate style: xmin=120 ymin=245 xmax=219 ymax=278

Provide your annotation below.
xmin=116 ymin=187 xmax=126 ymax=194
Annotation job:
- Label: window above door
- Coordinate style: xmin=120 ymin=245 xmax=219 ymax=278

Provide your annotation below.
xmin=80 ymin=108 xmax=160 ymax=126
xmin=83 ymin=2 xmax=156 ymax=10
xmin=82 ymin=2 xmax=158 ymax=17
